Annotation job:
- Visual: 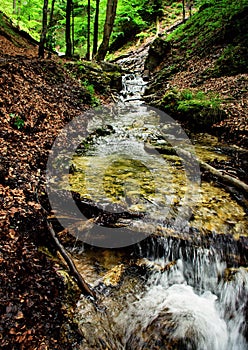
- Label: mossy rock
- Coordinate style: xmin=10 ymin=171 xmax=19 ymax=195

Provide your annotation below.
xmin=64 ymin=61 xmax=122 ymax=94
xmin=158 ymin=89 xmax=226 ymax=131
xmin=144 ymin=37 xmax=171 ymax=72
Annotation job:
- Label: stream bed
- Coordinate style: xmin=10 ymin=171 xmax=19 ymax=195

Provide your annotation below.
xmin=48 ymin=74 xmax=248 ymax=349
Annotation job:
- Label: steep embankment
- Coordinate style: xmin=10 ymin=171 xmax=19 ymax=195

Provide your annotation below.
xmin=0 ymin=11 xmax=38 ymax=58
xmin=0 ymin=11 xmax=118 ymax=350
xmin=144 ymin=0 xmax=248 ymax=147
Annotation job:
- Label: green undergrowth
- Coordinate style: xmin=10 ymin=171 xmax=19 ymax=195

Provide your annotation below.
xmin=0 ymin=10 xmax=38 ymax=46
xmin=167 ymin=0 xmax=248 ymax=58
xmin=64 ymin=60 xmax=122 ymax=101
xmin=205 ymin=43 xmax=248 ymax=78
xmin=108 ymin=0 xmax=187 ymax=60
xmin=158 ymin=88 xmax=225 ymax=130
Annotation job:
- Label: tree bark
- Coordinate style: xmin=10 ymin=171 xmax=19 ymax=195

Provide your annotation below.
xmin=200 ymin=161 xmax=248 ymax=193
xmin=47 ymin=0 xmax=56 ymax=58
xmin=95 ymin=0 xmax=118 ymax=61
xmin=38 ymin=0 xmax=49 ymax=58
xmin=72 ymin=1 xmax=75 ymax=55
xmin=86 ymin=0 xmax=91 ymax=60
xmin=13 ymin=0 xmax=17 ymax=14
xmin=182 ymin=0 xmax=186 ymax=22
xmin=92 ymin=0 xmax=100 ymax=57
xmin=17 ymin=0 xmax=21 ymax=22
xmin=65 ymin=0 xmax=72 ymax=57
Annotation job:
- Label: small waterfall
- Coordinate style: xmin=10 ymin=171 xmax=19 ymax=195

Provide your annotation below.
xmin=119 ymin=284 xmax=228 ymax=350
xmin=120 ymin=74 xmax=147 ymax=102
xmin=116 ymin=236 xmax=248 ymax=350
xmin=117 ymin=267 xmax=247 ymax=350
xmin=218 ymin=268 xmax=248 ymax=350
xmin=76 ymin=234 xmax=248 ymax=350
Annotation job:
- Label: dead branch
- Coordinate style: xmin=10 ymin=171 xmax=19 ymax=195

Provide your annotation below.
xmin=200 ymin=161 xmax=248 ymax=193
xmin=46 ymin=219 xmax=96 ymax=299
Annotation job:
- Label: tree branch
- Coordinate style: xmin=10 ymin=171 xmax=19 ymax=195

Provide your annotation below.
xmin=46 ymin=219 xmax=96 ymax=299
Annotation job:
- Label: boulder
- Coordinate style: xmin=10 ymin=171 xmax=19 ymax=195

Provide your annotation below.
xmin=144 ymin=37 xmax=171 ymax=72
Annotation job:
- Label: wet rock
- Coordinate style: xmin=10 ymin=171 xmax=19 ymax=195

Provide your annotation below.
xmin=109 ymin=71 xmax=123 ymax=90
xmin=143 ymin=69 xmax=150 ymax=81
xmin=103 ymin=264 xmax=126 ymax=287
xmin=71 ymin=191 xmax=144 ymax=227
xmin=144 ymin=37 xmax=171 ymax=72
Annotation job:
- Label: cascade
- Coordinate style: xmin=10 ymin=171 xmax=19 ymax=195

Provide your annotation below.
xmin=55 ymin=73 xmax=248 ymax=349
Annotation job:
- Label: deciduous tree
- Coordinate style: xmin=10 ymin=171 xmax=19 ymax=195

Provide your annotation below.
xmin=66 ymin=0 xmax=72 ymax=57
xmin=86 ymin=0 xmax=91 ymax=60
xmin=38 ymin=0 xmax=48 ymax=58
xmin=95 ymin=0 xmax=118 ymax=61
xmin=93 ymin=0 xmax=100 ymax=57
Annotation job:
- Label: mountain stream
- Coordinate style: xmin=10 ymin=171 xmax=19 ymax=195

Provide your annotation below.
xmin=52 ymin=74 xmax=248 ymax=349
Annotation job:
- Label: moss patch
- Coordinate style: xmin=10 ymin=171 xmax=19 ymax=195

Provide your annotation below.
xmin=158 ymin=88 xmax=225 ymax=131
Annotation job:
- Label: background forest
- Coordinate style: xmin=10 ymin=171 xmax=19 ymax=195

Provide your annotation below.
xmin=0 ymin=0 xmax=199 ymax=59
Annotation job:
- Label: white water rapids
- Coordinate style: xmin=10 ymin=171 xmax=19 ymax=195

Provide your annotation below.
xmin=118 ymin=255 xmax=248 ymax=350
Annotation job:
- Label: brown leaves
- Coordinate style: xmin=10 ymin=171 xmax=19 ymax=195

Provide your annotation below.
xmin=153 ymin=44 xmax=248 ymax=147
xmin=0 ymin=55 xmax=92 ymax=348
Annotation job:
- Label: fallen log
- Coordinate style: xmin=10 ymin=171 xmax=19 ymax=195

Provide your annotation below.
xmin=199 ymin=161 xmax=248 ymax=194
xmin=147 ymin=144 xmax=248 ymax=194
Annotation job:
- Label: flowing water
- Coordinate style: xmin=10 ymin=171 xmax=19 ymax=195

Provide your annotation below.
xmin=54 ymin=74 xmax=248 ymax=349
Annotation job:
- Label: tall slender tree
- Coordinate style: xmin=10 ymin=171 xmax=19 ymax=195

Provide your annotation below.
xmin=92 ymin=0 xmax=100 ymax=57
xmin=17 ymin=0 xmax=21 ymax=22
xmin=13 ymin=0 xmax=17 ymax=14
xmin=66 ymin=0 xmax=72 ymax=57
xmin=182 ymin=0 xmax=186 ymax=22
xmin=187 ymin=0 xmax=193 ymax=17
xmin=47 ymin=0 xmax=56 ymax=58
xmin=86 ymin=0 xmax=91 ymax=60
xmin=95 ymin=0 xmax=118 ymax=61
xmin=72 ymin=1 xmax=75 ymax=54
xmin=38 ymin=0 xmax=49 ymax=58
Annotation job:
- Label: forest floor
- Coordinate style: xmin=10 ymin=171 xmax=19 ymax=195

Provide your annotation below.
xmin=0 ymin=30 xmax=97 ymax=349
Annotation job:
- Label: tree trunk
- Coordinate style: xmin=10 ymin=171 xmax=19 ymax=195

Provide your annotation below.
xmin=17 ymin=0 xmax=21 ymax=22
xmin=38 ymin=0 xmax=49 ymax=58
xmin=92 ymin=0 xmax=100 ymax=57
xmin=182 ymin=0 xmax=186 ymax=22
xmin=72 ymin=1 xmax=75 ymax=55
xmin=13 ymin=0 xmax=17 ymax=14
xmin=200 ymin=161 xmax=248 ymax=193
xmin=65 ymin=0 xmax=72 ymax=57
xmin=46 ymin=220 xmax=96 ymax=299
xmin=86 ymin=0 xmax=91 ymax=60
xmin=95 ymin=0 xmax=118 ymax=61
xmin=47 ymin=0 xmax=56 ymax=58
